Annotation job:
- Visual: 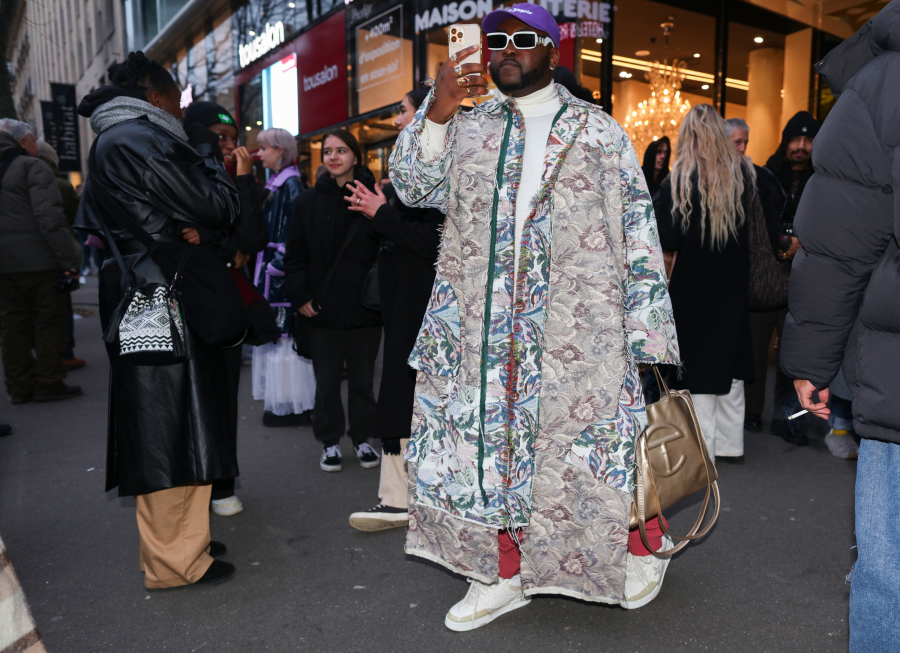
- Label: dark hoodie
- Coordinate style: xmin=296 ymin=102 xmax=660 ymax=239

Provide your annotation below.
xmin=780 ymin=0 xmax=900 ymax=443
xmin=283 ymin=169 xmax=381 ymax=330
xmin=764 ymin=112 xmax=819 ymax=222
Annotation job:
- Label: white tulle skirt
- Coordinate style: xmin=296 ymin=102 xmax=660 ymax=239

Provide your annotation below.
xmin=251 ymin=338 xmax=316 ymax=416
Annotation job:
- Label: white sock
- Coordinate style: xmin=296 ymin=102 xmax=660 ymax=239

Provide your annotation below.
xmin=509 ymin=574 xmax=521 ymax=587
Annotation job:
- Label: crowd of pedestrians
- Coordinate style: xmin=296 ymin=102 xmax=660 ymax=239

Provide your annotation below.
xmin=0 ymin=0 xmax=898 ymax=649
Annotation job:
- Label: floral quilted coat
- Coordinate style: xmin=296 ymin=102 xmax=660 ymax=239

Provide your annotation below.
xmin=389 ymin=84 xmax=680 ymax=603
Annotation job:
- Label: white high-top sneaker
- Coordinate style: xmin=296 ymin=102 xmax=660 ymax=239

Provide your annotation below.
xmin=620 ymin=535 xmax=675 ymax=609
xmin=444 ymin=575 xmax=531 ymax=631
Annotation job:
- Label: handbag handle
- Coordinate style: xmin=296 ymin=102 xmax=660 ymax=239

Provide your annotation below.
xmin=634 ymin=366 xmax=721 ymax=559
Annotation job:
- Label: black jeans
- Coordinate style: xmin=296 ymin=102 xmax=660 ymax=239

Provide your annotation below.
xmin=309 ymin=326 xmax=381 ymax=447
xmin=746 ymin=307 xmax=792 ymax=416
xmin=0 ymin=270 xmax=68 ymax=399
xmin=211 ymin=343 xmax=243 ymax=500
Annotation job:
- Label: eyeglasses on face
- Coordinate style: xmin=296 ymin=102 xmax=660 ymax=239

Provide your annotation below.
xmin=485 ymin=31 xmax=555 ymax=51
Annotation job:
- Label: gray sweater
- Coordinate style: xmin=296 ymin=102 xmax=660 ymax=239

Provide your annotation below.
xmin=0 ymin=131 xmax=81 ymax=274
xmin=780 ymin=0 xmax=900 ymax=443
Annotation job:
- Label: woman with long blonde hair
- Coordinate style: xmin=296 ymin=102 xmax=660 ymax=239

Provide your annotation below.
xmin=655 ymin=104 xmax=757 ymax=463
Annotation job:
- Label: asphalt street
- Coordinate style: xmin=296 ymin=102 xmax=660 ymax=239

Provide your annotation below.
xmin=0 ymin=277 xmax=856 ymax=653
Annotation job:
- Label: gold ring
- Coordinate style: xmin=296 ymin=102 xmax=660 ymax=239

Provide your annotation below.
xmin=454 ymin=63 xmax=463 ymax=76
xmin=467 ymin=87 xmax=473 ymax=97
xmin=456 ymin=76 xmax=470 ymax=88
xmin=449 ymin=53 xmax=458 ymax=62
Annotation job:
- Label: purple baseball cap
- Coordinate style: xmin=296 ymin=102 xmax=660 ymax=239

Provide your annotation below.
xmin=482 ymin=3 xmax=560 ymax=47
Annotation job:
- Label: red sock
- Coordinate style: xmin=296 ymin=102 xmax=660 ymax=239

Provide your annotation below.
xmin=628 ymin=516 xmax=669 ymax=556
xmin=498 ymin=530 xmax=521 ymax=579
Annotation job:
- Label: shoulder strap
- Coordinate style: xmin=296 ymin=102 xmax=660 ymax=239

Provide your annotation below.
xmin=315 ymin=217 xmax=364 ymax=307
xmin=0 ymin=150 xmax=24 ymax=191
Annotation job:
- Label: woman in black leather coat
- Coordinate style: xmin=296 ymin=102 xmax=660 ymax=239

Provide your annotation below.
xmin=75 ymin=53 xmax=240 ymax=590
xmin=344 ymin=89 xmax=445 ymax=531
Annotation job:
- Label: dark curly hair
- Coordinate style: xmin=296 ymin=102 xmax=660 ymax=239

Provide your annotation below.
xmin=107 ymin=51 xmax=177 ymax=99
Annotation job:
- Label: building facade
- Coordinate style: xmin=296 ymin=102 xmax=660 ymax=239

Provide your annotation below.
xmin=5 ymin=0 xmax=128 ymax=182
xmin=4 ymin=0 xmax=888 ymax=182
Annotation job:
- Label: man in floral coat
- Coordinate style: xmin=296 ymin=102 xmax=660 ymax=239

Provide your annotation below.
xmin=389 ymin=4 xmax=680 ymax=630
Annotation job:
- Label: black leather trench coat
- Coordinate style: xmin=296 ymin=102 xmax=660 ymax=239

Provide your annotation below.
xmin=75 ymin=111 xmax=241 ymax=497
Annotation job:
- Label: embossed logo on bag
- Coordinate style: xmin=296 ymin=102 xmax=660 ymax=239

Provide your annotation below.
xmin=645 ymin=423 xmax=686 ymax=477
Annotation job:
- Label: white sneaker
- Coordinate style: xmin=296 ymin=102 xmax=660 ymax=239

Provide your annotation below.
xmin=825 ymin=429 xmax=859 ymax=460
xmin=620 ymin=535 xmax=674 ymax=609
xmin=444 ymin=576 xmax=530 ymax=631
xmin=211 ymin=495 xmax=244 ymax=516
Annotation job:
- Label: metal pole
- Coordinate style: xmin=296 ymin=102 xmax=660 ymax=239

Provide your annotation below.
xmin=599 ymin=4 xmax=614 ymax=114
xmin=713 ymin=0 xmax=728 ymax=117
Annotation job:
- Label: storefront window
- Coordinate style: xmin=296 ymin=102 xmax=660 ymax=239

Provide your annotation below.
xmin=346 ymin=0 xmax=414 ymax=117
xmin=611 ymin=0 xmax=715 ymax=159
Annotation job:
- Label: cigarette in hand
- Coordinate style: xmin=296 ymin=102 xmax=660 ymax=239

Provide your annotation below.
xmin=788 ymin=410 xmax=808 ymax=421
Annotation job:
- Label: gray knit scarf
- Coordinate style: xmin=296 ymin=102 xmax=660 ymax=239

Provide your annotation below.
xmin=90 ymin=96 xmax=187 ymax=142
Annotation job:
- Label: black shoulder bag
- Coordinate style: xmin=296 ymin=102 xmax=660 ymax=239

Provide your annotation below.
xmin=88 ymin=143 xmax=250 ymax=347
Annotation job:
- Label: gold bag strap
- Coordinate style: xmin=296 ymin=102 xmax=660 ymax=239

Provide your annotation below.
xmin=634 ymin=365 xmax=721 ymax=559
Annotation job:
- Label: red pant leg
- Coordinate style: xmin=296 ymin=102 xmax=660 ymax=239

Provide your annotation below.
xmin=627 ymin=516 xmax=669 ymax=556
xmin=498 ymin=530 xmax=521 ymax=579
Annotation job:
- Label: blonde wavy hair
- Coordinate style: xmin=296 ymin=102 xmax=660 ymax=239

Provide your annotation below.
xmin=669 ymin=104 xmax=756 ymax=250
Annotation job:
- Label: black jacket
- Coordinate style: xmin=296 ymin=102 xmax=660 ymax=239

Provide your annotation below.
xmin=75 ymin=89 xmax=241 ymax=496
xmin=284 ymin=171 xmax=381 ymax=330
xmin=655 ymin=173 xmax=755 ymax=395
xmin=780 ymin=1 xmax=900 ymax=443
xmin=368 ymin=185 xmax=444 ymax=441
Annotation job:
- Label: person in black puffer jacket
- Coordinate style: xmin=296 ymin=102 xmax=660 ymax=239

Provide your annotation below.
xmin=284 ymin=129 xmax=382 ymax=473
xmin=780 ymin=3 xmax=900 ymax=649
xmin=343 ymin=88 xmax=445 ymax=532
xmin=75 ymin=52 xmax=240 ymax=590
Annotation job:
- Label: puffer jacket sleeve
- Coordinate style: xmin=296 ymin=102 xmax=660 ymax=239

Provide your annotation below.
xmin=388 ymin=90 xmax=456 ymax=212
xmin=780 ymin=78 xmax=897 ymax=388
xmin=28 ymin=159 xmax=81 ymax=270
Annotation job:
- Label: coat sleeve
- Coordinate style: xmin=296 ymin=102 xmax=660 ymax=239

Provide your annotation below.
xmin=28 ymin=160 xmax=81 ymax=270
xmin=780 ymin=88 xmax=896 ymax=388
xmin=230 ymin=175 xmax=271 ymax=255
xmin=388 ymin=91 xmax=457 ymax=213
xmin=283 ymin=193 xmax=313 ymax=309
xmin=618 ymin=128 xmax=680 ymax=365
xmin=369 ymin=191 xmax=444 ymax=261
xmin=142 ymin=136 xmax=241 ymax=231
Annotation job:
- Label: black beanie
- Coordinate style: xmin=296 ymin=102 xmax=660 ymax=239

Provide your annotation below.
xmin=183 ymin=101 xmax=237 ymax=129
xmin=781 ymin=111 xmax=819 ymax=145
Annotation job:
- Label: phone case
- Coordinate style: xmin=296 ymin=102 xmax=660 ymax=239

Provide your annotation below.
xmin=448 ymin=24 xmax=482 ymax=67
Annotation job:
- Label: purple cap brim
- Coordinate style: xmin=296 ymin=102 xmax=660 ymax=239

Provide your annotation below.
xmin=481 ymin=3 xmax=560 ymax=47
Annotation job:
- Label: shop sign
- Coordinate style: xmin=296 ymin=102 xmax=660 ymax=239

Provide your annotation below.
xmin=239 ymin=21 xmax=286 ymax=69
xmin=414 ymin=0 xmax=493 ymax=31
xmin=541 ymin=0 xmax=611 ymax=22
xmin=41 ymin=83 xmax=81 ymax=173
xmin=295 ymin=11 xmax=347 ymax=134
xmin=347 ymin=0 xmax=413 ymax=116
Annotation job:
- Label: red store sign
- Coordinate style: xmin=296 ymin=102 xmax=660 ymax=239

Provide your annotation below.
xmin=235 ymin=10 xmax=348 ymax=137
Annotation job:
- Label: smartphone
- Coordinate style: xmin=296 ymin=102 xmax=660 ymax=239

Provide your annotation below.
xmin=448 ymin=24 xmax=482 ymax=67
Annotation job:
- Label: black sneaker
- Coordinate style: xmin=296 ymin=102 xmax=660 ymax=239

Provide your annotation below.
xmin=744 ymin=413 xmax=763 ymax=432
xmin=33 ymin=383 xmax=82 ymax=403
xmin=194 ymin=560 xmax=235 ymax=586
xmin=354 ymin=442 xmax=381 ymax=469
xmin=770 ymin=419 xmax=809 ymax=446
xmin=349 ymin=503 xmax=409 ymax=532
xmin=320 ymin=444 xmax=342 ymax=472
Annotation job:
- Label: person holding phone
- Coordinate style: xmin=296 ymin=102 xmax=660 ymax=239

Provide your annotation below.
xmin=390 ymin=3 xmax=680 ymax=630
xmin=283 ymin=130 xmax=382 ymax=473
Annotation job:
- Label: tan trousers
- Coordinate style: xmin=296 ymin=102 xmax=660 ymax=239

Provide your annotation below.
xmin=136 ymin=483 xmax=214 ymax=589
xmin=378 ymin=438 xmax=409 ymax=509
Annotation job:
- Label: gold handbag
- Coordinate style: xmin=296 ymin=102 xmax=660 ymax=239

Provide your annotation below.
xmin=630 ymin=366 xmax=721 ymax=558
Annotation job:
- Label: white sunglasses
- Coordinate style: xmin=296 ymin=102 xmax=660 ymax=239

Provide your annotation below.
xmin=486 ymin=31 xmax=555 ymax=51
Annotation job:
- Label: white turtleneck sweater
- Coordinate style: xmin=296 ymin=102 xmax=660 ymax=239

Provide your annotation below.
xmin=422 ymin=82 xmax=563 ymax=281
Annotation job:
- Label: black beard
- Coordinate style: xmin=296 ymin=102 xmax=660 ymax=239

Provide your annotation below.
xmin=489 ymin=52 xmax=551 ymax=94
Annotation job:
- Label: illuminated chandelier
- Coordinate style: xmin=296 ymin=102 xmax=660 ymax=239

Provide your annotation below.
xmin=624 ymin=59 xmax=691 ymax=156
